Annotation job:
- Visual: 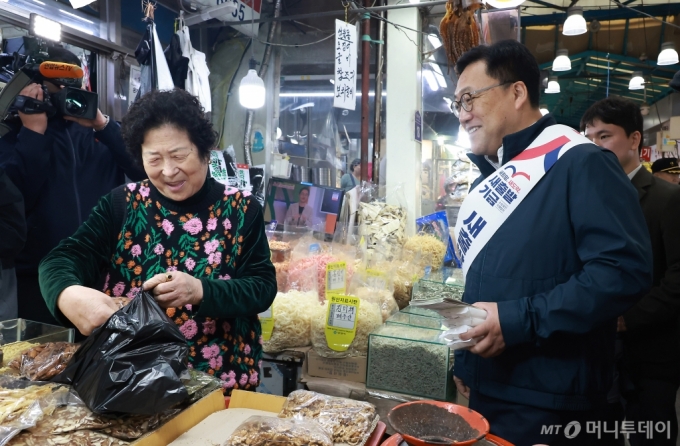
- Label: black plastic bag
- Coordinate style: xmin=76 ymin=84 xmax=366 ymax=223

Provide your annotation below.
xmin=53 ymin=291 xmax=189 ymax=415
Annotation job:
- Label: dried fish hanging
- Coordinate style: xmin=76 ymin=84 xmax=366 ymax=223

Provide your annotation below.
xmin=440 ymin=0 xmax=483 ymax=68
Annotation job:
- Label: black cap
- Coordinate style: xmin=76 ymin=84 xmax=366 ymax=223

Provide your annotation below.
xmin=652 ymin=158 xmax=680 ymax=174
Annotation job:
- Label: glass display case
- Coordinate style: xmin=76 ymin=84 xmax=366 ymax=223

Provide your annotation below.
xmin=0 ymin=319 xmax=75 ymax=360
xmin=367 ymin=324 xmax=454 ymax=401
xmin=385 ymin=312 xmax=444 ymax=331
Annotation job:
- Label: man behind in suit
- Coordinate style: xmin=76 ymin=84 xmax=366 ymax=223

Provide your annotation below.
xmin=582 ymin=97 xmax=680 ymax=446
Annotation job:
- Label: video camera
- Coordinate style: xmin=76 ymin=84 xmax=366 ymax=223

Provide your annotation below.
xmin=0 ymin=41 xmax=98 ymax=137
xmin=13 ymin=61 xmax=98 ymax=120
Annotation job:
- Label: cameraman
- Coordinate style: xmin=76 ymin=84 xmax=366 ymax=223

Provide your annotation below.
xmin=0 ymin=46 xmax=145 ymax=325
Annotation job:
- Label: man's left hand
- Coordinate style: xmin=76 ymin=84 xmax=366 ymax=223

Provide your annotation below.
xmin=143 ymin=272 xmax=204 ymax=309
xmin=617 ymin=316 xmax=627 ymax=332
xmin=64 ymin=109 xmax=107 ymax=130
xmin=459 ymin=302 xmax=506 ymax=358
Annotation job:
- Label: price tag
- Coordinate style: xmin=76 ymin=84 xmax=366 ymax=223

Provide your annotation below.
xmin=236 ymin=163 xmax=251 ymax=191
xmin=259 ymin=306 xmax=274 ymax=341
xmin=325 ymin=294 xmax=360 ymax=352
xmin=326 ymin=262 xmax=347 ymax=294
xmin=365 ymin=269 xmax=388 ymax=290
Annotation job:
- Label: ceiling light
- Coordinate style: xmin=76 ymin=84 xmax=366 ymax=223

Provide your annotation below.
xmin=428 ymin=34 xmax=442 ymax=49
xmin=485 ymin=0 xmax=526 ymax=8
xmin=329 ymin=79 xmax=335 ymax=84
xmin=657 ymin=42 xmax=679 ymax=66
xmin=540 ymin=106 xmax=549 ymax=116
xmin=545 ymin=76 xmax=560 ymax=94
xmin=429 ymin=63 xmax=448 ymax=88
xmin=629 ymin=71 xmax=645 ymax=90
xmin=437 ymin=135 xmax=445 ymax=144
xmin=29 ymin=14 xmax=61 ymax=41
xmin=239 ymin=59 xmax=266 ymax=109
xmin=409 ymin=0 xmax=420 ymax=3
xmin=552 ymin=49 xmax=571 ymax=71
xmin=563 ymin=7 xmax=587 ymax=36
xmin=423 ymin=69 xmax=439 ymax=92
xmin=456 ymin=125 xmax=471 ymax=149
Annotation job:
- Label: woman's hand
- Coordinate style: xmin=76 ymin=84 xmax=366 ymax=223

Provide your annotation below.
xmin=143 ymin=272 xmax=203 ymax=308
xmin=57 ymin=285 xmax=119 ymax=336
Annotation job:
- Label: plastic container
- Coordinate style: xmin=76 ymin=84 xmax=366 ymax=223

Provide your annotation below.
xmin=385 ymin=312 xmax=444 ymax=331
xmin=0 ymin=319 xmax=74 ymax=346
xmin=367 ymin=325 xmax=454 ymax=401
xmin=380 ymin=433 xmax=513 ymax=446
xmin=387 ymin=401 xmax=489 ymax=446
xmin=411 ymin=280 xmax=465 ymax=303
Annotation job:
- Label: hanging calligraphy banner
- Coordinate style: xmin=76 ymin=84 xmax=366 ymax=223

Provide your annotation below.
xmin=334 ymin=20 xmax=357 ymax=110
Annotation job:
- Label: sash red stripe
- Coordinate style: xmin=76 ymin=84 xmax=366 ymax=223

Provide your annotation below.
xmin=512 ymin=135 xmax=571 ymax=161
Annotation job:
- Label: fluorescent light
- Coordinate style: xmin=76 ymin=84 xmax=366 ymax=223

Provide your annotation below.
xmin=279 ymin=92 xmax=387 ymax=97
xmin=429 ymin=63 xmax=447 ymax=88
xmin=409 ymin=0 xmax=420 ymax=3
xmin=485 ymin=0 xmax=526 ymax=8
xmin=428 ymin=34 xmax=442 ymax=49
xmin=545 ymin=76 xmax=560 ymax=94
xmin=540 ymin=107 xmax=549 ymax=115
xmin=437 ymin=135 xmax=445 ymax=144
xmin=563 ymin=7 xmax=587 ymax=36
xmin=30 ymin=14 xmax=61 ymax=41
xmin=552 ymin=50 xmax=571 ymax=71
xmin=68 ymin=0 xmax=97 ymax=9
xmin=629 ymin=71 xmax=645 ymax=90
xmin=329 ymin=79 xmax=335 ymax=84
xmin=423 ymin=69 xmax=439 ymax=92
xmin=443 ymin=97 xmax=453 ymax=108
xmin=58 ymin=9 xmax=95 ymax=23
xmin=240 ymin=67 xmax=266 ymax=109
xmin=657 ymin=42 xmax=679 ymax=66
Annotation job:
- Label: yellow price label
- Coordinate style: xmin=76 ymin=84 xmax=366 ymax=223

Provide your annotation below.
xmin=324 ymin=294 xmax=359 ymax=352
xmin=325 ymin=261 xmax=347 ymax=294
xmin=365 ymin=269 xmax=388 ymax=290
xmin=259 ymin=306 xmax=274 ymax=341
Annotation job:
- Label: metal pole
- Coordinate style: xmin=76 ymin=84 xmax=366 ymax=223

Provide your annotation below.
xmin=360 ymin=2 xmax=371 ymax=182
xmin=372 ymin=0 xmax=385 ymax=185
xmin=244 ymin=0 xmax=282 ymax=166
xmin=196 ymin=0 xmax=449 ymax=29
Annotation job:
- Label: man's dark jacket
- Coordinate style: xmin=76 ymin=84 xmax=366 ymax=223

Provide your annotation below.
xmin=0 ymin=167 xmax=26 ymax=264
xmin=622 ymin=167 xmax=680 ymax=380
xmin=454 ymin=115 xmax=653 ymax=411
xmin=0 ymin=120 xmax=145 ymax=276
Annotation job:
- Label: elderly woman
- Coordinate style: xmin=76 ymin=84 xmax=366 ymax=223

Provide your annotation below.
xmin=38 ymin=89 xmax=276 ymax=394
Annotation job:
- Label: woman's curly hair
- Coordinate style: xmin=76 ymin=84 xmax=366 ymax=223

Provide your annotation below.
xmin=121 ymin=89 xmax=217 ymax=166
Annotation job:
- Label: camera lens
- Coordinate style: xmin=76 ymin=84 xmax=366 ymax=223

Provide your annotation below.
xmin=64 ymin=90 xmax=88 ymax=116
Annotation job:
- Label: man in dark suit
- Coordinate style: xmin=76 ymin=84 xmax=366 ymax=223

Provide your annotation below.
xmin=582 ymin=97 xmax=680 ymax=446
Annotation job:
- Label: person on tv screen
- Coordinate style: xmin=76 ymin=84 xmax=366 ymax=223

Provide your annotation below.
xmin=285 ymin=187 xmax=314 ymax=228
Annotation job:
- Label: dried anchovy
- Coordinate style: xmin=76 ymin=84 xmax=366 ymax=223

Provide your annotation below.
xmin=412 ymin=280 xmax=464 ymax=302
xmin=367 ymin=326 xmax=451 ymax=399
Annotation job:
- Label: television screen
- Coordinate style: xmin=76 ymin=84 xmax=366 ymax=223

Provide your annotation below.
xmin=263 ymin=178 xmax=344 ymax=234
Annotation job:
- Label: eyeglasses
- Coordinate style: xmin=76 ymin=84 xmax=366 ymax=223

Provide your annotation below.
xmin=450 ymin=82 xmax=513 ymax=117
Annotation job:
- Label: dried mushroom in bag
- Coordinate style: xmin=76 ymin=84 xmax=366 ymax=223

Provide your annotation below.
xmin=223 ymin=415 xmax=332 ymax=446
xmin=8 ymin=343 xmax=79 ymax=381
xmin=278 ymin=390 xmax=379 ymax=446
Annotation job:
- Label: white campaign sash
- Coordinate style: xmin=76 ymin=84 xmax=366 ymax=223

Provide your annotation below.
xmin=454 ymin=124 xmax=592 ymax=276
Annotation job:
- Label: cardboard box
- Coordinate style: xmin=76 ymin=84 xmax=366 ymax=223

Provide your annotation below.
xmin=306 ymin=350 xmax=367 ymax=383
xmin=172 ymin=390 xmax=386 ymax=446
xmin=133 ymin=389 xmax=225 ymax=445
